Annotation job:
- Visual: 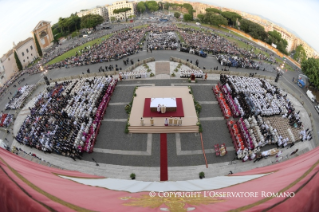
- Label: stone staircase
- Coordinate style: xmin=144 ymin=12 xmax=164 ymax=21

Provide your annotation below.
xmin=129 ymin=125 xmax=199 ymax=133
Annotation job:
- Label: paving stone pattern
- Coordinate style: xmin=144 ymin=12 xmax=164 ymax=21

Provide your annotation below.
xmin=155 ymin=62 xmax=170 ymax=75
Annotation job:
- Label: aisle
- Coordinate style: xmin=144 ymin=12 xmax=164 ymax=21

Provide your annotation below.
xmin=160 ymin=133 xmax=168 ymax=181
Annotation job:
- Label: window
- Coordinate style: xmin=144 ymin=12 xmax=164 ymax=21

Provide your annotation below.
xmin=31 ymin=54 xmax=33 ymax=56
xmin=27 ymin=57 xmax=29 ymax=59
xmin=30 ymin=45 xmax=33 ymax=50
xmin=23 ymin=60 xmax=25 ymax=62
xmin=26 ymin=48 xmax=29 ymax=53
xmin=22 ymin=52 xmax=24 ymax=56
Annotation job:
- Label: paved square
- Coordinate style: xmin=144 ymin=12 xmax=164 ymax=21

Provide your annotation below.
xmin=155 ymin=62 xmax=170 ymax=75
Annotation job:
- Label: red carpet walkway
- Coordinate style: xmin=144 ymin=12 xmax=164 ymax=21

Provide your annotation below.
xmin=143 ymin=98 xmax=184 ymax=117
xmin=160 ymin=133 xmax=168 ymax=181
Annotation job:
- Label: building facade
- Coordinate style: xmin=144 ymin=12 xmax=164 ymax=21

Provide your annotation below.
xmin=1 ymin=50 xmax=18 ymax=81
xmin=32 ymin=21 xmax=54 ymax=50
xmin=0 ymin=59 xmax=5 ymax=86
xmin=1 ymin=37 xmax=38 ymax=81
xmin=107 ymin=1 xmax=134 ymax=21
xmin=77 ymin=6 xmax=109 ymax=21
xmin=14 ymin=38 xmax=38 ymax=68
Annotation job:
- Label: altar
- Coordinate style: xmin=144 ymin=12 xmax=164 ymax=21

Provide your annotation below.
xmin=150 ymin=98 xmax=177 ymax=112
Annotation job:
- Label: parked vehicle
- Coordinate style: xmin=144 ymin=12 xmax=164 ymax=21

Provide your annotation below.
xmin=196 ymin=22 xmax=201 ymax=26
xmin=195 ymin=49 xmax=207 ymax=58
xmin=306 ymin=90 xmax=316 ymax=102
xmin=315 ymin=105 xmax=319 ymax=114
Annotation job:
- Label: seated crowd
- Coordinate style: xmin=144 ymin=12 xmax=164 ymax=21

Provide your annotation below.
xmin=16 ymin=76 xmax=117 ymax=159
xmin=5 ymin=85 xmax=36 ymax=110
xmin=0 ymin=113 xmax=14 ymax=127
xmin=217 ymin=75 xmax=308 ymax=162
xmin=147 ymin=31 xmax=178 ymax=50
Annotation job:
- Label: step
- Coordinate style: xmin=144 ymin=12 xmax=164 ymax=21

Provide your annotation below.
xmin=128 ymin=126 xmax=199 ymax=133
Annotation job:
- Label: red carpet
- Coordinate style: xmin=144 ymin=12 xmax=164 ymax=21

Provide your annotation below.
xmin=160 ymin=133 xmax=168 ymax=181
xmin=143 ymin=98 xmax=184 ymax=117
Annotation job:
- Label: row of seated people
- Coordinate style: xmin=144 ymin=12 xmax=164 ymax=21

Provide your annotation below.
xmin=16 ymin=77 xmax=116 ymax=158
xmin=5 ymin=85 xmax=36 ymax=110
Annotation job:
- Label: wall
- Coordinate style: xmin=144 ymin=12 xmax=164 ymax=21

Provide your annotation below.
xmin=15 ymin=39 xmax=38 ymax=68
xmin=33 ymin=22 xmax=54 ymax=50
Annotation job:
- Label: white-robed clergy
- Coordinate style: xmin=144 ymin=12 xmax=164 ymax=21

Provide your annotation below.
xmin=164 ymin=118 xmax=168 ymax=126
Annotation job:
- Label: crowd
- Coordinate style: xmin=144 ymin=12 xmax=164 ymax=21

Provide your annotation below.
xmin=179 ymin=69 xmax=204 ymax=78
xmin=147 ymin=31 xmax=178 ymax=50
xmin=45 ymin=27 xmax=146 ymax=69
xmin=16 ymin=76 xmax=117 ymax=159
xmin=216 ymin=75 xmax=306 ymax=162
xmin=0 ymin=113 xmax=14 ymax=127
xmin=5 ymin=85 xmax=36 ymax=110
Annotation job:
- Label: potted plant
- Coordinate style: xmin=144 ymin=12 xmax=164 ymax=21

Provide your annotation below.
xmin=171 ymin=72 xmax=176 ymax=77
xmin=130 ymin=173 xmax=136 ymax=180
xmin=199 ymin=172 xmax=205 ymax=179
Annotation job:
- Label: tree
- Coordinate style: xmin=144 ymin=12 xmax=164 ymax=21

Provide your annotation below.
xmin=34 ymin=35 xmax=42 ymax=57
xmin=145 ymin=1 xmax=159 ymax=12
xmin=80 ymin=14 xmax=104 ymax=29
xmin=164 ymin=2 xmax=170 ymax=10
xmin=205 ymin=8 xmax=221 ymax=14
xmin=301 ymin=58 xmax=319 ymax=87
xmin=14 ymin=51 xmax=23 ymax=71
xmin=239 ymin=19 xmax=268 ymax=41
xmin=111 ymin=17 xmax=116 ymax=23
xmin=294 ymin=45 xmax=307 ymax=62
xmin=183 ymin=14 xmax=192 ymax=22
xmin=221 ymin=11 xmax=241 ymax=26
xmin=210 ymin=14 xmax=228 ymax=27
xmin=182 ymin=3 xmax=194 ymax=20
xmin=174 ymin=12 xmax=181 ymax=19
xmin=51 ymin=35 xmax=59 ymax=45
xmin=113 ymin=7 xmax=132 ymax=22
xmin=197 ymin=14 xmax=205 ymax=23
xmin=136 ymin=2 xmax=146 ymax=13
xmin=128 ymin=15 xmax=136 ymax=19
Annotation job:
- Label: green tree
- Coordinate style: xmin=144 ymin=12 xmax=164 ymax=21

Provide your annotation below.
xmin=210 ymin=14 xmax=228 ymax=27
xmin=111 ymin=17 xmax=116 ymax=23
xmin=205 ymin=8 xmax=221 ymax=14
xmin=51 ymin=35 xmax=59 ymax=44
xmin=268 ymin=30 xmax=282 ymax=43
xmin=14 ymin=51 xmax=23 ymax=71
xmin=34 ymin=35 xmax=43 ymax=57
xmin=294 ymin=45 xmax=307 ymax=62
xmin=113 ymin=8 xmax=132 ymax=22
xmin=80 ymin=14 xmax=104 ymax=29
xmin=197 ymin=14 xmax=205 ymax=23
xmin=128 ymin=15 xmax=136 ymax=19
xmin=164 ymin=2 xmax=170 ymax=10
xmin=182 ymin=3 xmax=194 ymax=20
xmin=174 ymin=12 xmax=181 ymax=19
xmin=221 ymin=11 xmax=241 ymax=26
xmin=183 ymin=14 xmax=193 ymax=22
xmin=301 ymin=58 xmax=319 ymax=87
xmin=136 ymin=2 xmax=146 ymax=13
xmin=239 ymin=19 xmax=268 ymax=41
xmin=145 ymin=1 xmax=159 ymax=12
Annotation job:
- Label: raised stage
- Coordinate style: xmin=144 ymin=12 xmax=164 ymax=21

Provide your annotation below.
xmin=129 ymin=86 xmax=198 ymax=133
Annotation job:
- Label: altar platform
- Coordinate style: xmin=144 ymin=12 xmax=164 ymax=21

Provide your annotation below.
xmin=129 ymin=86 xmax=198 ymax=133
